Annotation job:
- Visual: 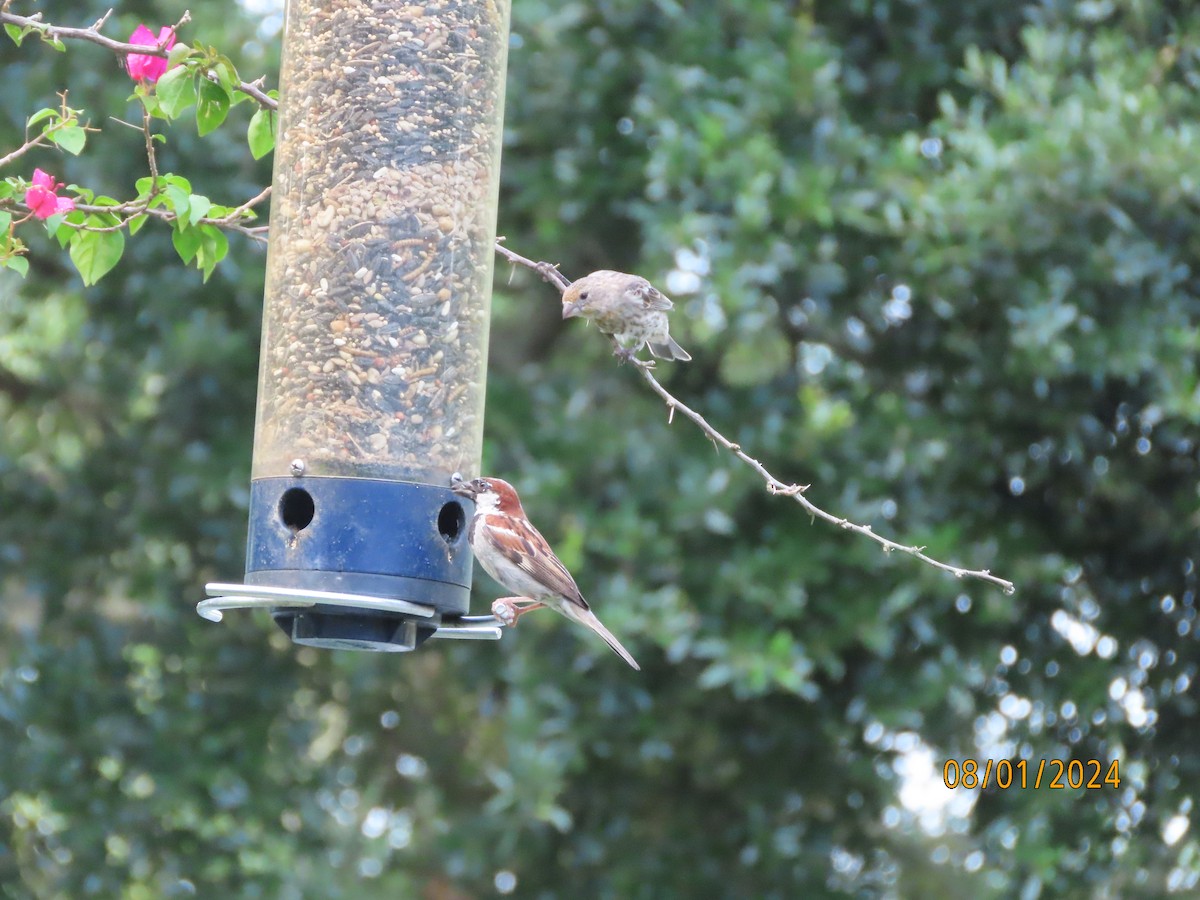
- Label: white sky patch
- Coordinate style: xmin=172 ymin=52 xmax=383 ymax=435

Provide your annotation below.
xmin=1051 ymin=608 xmax=1100 ymax=655
xmin=1109 ymin=678 xmax=1152 ymax=728
xmin=867 ymin=725 xmax=976 ymax=837
xmin=1163 ymin=814 xmax=1189 ymax=846
xmin=895 ymin=738 xmax=976 ymax=835
xmin=667 ymin=242 xmax=710 ymax=295
xmin=239 ymin=0 xmax=284 ymax=38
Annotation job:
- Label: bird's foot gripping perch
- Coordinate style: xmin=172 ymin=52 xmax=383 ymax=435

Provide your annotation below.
xmin=612 ymin=345 xmax=655 ymax=369
xmin=491 ymin=597 xmax=545 ymax=627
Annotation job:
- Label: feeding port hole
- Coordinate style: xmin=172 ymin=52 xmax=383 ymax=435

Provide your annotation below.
xmin=279 ymin=487 xmax=315 ymax=532
xmin=438 ymin=501 xmax=465 ymax=543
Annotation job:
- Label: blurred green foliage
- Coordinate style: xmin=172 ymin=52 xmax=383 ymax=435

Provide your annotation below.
xmin=2 ymin=0 xmax=1198 ymax=897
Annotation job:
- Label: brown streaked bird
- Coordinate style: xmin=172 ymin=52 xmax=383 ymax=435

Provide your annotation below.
xmin=451 ymin=475 xmax=640 ymax=670
xmin=562 ymin=269 xmax=691 ymax=363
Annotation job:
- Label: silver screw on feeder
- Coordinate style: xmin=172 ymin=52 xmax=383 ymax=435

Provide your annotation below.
xmin=202 ymin=0 xmax=512 ymax=650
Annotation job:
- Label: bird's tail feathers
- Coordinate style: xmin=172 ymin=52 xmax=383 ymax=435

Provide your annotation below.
xmin=563 ymin=604 xmax=641 ymax=670
xmin=649 ymin=336 xmax=691 ymax=362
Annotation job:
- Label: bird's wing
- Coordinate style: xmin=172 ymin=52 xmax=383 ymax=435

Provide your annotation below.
xmin=480 ymin=515 xmax=589 ymax=610
xmin=632 ymin=279 xmax=674 ymax=311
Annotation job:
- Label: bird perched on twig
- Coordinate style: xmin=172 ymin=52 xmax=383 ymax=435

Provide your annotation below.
xmin=451 ymin=474 xmax=640 ymax=670
xmin=562 ymin=269 xmax=691 ymax=363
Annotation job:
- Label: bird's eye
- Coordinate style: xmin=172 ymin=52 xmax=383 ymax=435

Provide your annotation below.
xmin=579 ymin=291 xmax=589 ymax=300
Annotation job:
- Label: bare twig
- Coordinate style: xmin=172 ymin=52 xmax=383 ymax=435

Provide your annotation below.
xmin=91 ymin=8 xmax=113 ymax=32
xmin=142 ymin=104 xmax=159 ymax=185
xmin=214 ymin=185 xmax=272 ymax=224
xmin=494 ymin=240 xmax=1016 ymax=595
xmin=0 ymin=133 xmax=47 ymax=169
xmin=222 ymin=74 xmax=276 ymax=110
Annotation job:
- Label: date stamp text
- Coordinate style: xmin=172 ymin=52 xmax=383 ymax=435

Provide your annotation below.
xmin=942 ymin=758 xmax=1120 ymax=790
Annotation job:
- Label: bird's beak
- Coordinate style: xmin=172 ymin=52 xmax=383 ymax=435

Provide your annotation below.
xmin=450 ymin=474 xmax=477 ymax=498
xmin=562 ymin=300 xmax=581 ymax=320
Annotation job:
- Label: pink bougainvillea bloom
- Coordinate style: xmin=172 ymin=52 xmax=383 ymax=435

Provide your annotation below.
xmin=126 ymin=25 xmax=176 ymax=83
xmin=24 ymin=169 xmax=75 ymax=220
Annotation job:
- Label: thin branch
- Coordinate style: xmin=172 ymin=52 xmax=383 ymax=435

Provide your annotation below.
xmin=0 ymin=132 xmax=48 ymax=169
xmin=0 ymin=195 xmax=270 ymax=243
xmin=224 ymin=74 xmax=276 ymax=110
xmin=0 ymin=9 xmax=279 ymax=110
xmin=142 ymin=103 xmax=159 ymax=185
xmin=0 ymin=9 xmax=192 ymax=56
xmin=494 ymin=239 xmax=1016 ymax=595
xmin=2 ymin=91 xmax=270 ymax=242
xmin=91 ymin=8 xmax=113 ymax=33
xmin=0 ymin=92 xmax=85 ymax=169
xmin=98 ymin=205 xmax=269 ymax=241
xmin=214 ymin=185 xmax=271 ymax=224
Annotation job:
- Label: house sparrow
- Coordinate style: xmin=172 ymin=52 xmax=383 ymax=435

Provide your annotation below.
xmin=562 ymin=270 xmax=691 ymax=363
xmin=451 ymin=474 xmax=640 ymax=670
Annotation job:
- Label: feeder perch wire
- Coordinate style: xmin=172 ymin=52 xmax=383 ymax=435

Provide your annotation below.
xmin=199 ymin=583 xmax=503 ymax=640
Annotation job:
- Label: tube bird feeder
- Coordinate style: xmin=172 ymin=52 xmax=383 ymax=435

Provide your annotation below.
xmin=201 ymin=0 xmax=511 ymax=650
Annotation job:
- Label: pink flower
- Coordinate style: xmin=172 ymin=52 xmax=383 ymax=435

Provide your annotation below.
xmin=126 ymin=25 xmax=176 ymax=83
xmin=24 ymin=169 xmax=75 ymax=220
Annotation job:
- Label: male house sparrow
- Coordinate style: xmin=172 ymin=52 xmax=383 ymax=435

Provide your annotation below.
xmin=562 ymin=270 xmax=691 ymax=363
xmin=451 ymin=475 xmax=640 ymax=670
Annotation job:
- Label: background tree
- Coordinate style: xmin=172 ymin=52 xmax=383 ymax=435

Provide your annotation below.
xmin=1 ymin=0 xmax=1197 ymax=897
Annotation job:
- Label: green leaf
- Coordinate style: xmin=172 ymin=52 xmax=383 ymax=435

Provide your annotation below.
xmin=197 ymin=225 xmax=229 ymax=281
xmin=44 ymin=213 xmax=67 ymax=236
xmin=27 ymin=107 xmax=58 ymax=128
xmin=156 ymin=66 xmax=197 ymax=120
xmin=163 ymin=175 xmax=193 ymax=193
xmin=4 ymin=24 xmax=23 ymax=45
xmin=164 ymin=186 xmax=191 ymax=224
xmin=172 ymin=226 xmax=202 ymax=264
xmin=52 ymin=215 xmax=79 ymax=249
xmin=166 ymin=43 xmax=195 ymax=69
xmin=0 ymin=211 xmax=10 ymax=232
xmin=0 ymin=182 xmax=12 ymax=201
xmin=247 ymin=109 xmax=276 ymax=159
xmin=45 ymin=36 xmax=66 ymax=52
xmin=128 ymin=214 xmax=149 ymax=236
xmin=5 ymin=256 xmax=29 ymax=277
xmin=139 ymin=93 xmax=163 ymax=119
xmin=196 ymin=79 xmax=231 ymax=136
xmin=69 ymin=228 xmax=125 ymax=286
xmin=51 ymin=126 xmax=87 ymax=155
xmin=213 ymin=60 xmax=238 ymax=95
xmin=188 ymin=195 xmax=212 ymax=226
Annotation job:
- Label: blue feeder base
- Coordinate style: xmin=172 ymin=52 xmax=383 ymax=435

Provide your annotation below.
xmin=244 ymin=475 xmax=474 ymax=651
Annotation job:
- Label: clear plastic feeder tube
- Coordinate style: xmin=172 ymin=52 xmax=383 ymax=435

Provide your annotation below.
xmin=253 ymin=0 xmax=510 ymax=483
xmin=229 ymin=0 xmax=511 ymax=650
